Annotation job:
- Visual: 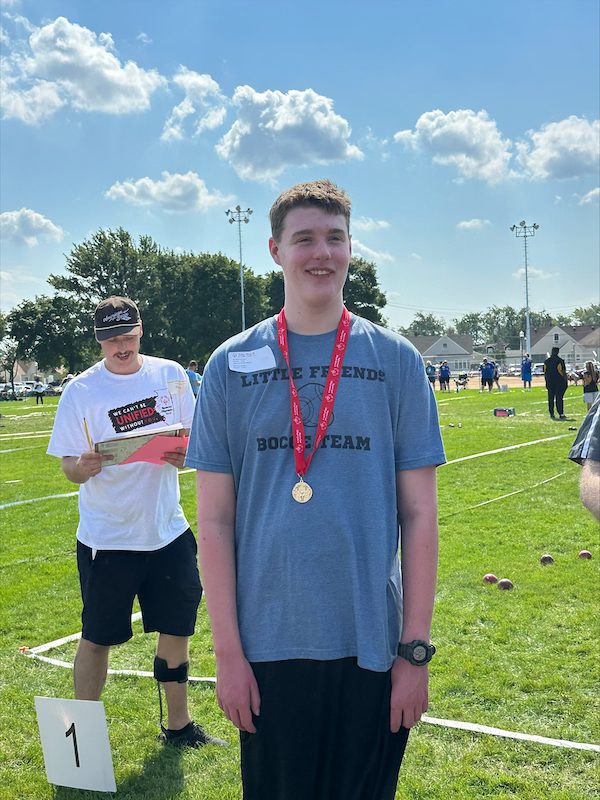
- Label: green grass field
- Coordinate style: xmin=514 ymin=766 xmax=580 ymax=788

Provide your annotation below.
xmin=0 ymin=385 xmax=598 ymax=799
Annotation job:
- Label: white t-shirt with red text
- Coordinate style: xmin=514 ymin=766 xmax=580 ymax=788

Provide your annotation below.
xmin=48 ymin=355 xmax=195 ymax=551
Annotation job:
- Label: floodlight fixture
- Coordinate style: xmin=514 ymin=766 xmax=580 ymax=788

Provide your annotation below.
xmin=226 ymin=204 xmax=254 ymax=331
xmin=510 ymin=220 xmax=541 ymax=355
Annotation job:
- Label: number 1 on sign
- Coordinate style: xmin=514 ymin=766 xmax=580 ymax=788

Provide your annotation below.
xmin=65 ymin=722 xmax=80 ymax=768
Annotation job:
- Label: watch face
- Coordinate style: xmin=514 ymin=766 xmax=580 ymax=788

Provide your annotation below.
xmin=413 ymin=645 xmax=427 ymax=662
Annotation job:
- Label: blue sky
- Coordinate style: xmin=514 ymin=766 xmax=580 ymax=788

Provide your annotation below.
xmin=1 ymin=0 xmax=598 ymax=329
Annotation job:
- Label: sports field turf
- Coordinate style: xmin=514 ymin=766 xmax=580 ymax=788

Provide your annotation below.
xmin=0 ymin=384 xmax=598 ymax=799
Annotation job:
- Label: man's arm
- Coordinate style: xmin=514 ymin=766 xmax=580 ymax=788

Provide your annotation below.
xmin=61 ymin=452 xmax=112 ymax=484
xmin=391 ymin=465 xmax=439 ymax=732
xmin=196 ymin=470 xmax=260 ymax=733
xmin=580 ymin=459 xmax=600 ymax=520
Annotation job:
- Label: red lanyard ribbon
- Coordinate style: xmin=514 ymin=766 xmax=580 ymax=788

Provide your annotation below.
xmin=276 ymin=307 xmax=351 ymax=479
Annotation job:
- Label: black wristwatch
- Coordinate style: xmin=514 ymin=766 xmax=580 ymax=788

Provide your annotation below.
xmin=397 ymin=640 xmax=436 ymax=666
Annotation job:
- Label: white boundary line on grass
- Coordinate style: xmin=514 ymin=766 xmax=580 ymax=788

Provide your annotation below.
xmin=422 ymin=716 xmax=600 ymax=753
xmin=440 ymin=472 xmax=566 ymax=517
xmin=22 ymin=612 xmax=216 ymax=685
xmin=20 ymin=621 xmax=599 ymax=753
xmin=442 ymin=434 xmax=571 ymax=466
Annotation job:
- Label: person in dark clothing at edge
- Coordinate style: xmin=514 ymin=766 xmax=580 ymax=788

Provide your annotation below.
xmin=544 ymin=346 xmax=568 ymax=420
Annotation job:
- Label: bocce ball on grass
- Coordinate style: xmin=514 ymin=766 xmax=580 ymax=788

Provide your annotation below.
xmin=540 ymin=554 xmax=555 ymax=565
xmin=497 ymin=578 xmax=514 ymax=590
xmin=579 ymin=550 xmax=592 ymax=559
xmin=483 ymin=573 xmax=498 ymax=583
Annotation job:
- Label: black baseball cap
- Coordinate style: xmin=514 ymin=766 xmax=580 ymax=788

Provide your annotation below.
xmin=94 ymin=297 xmax=141 ymax=341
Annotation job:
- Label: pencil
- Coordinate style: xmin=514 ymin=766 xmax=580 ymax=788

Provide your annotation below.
xmin=83 ymin=418 xmax=93 ymax=450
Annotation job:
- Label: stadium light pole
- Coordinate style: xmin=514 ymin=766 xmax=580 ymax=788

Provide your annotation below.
xmin=510 ymin=220 xmax=540 ymax=356
xmin=226 ymin=204 xmax=253 ymax=331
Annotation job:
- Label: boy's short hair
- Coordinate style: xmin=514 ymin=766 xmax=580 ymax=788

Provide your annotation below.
xmin=269 ymin=179 xmax=352 ymax=242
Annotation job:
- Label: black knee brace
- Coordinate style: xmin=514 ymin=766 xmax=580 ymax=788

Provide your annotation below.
xmin=153 ymin=656 xmax=189 ymax=684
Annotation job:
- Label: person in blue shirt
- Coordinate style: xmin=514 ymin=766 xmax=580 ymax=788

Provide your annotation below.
xmin=425 ymin=361 xmax=437 ymax=390
xmin=186 ymin=179 xmax=445 ymax=800
xmin=439 ymin=361 xmax=451 ymax=392
xmin=479 ymin=358 xmax=494 ymax=392
xmin=186 ymin=360 xmax=202 ymax=397
xmin=521 ymin=354 xmax=532 ymax=390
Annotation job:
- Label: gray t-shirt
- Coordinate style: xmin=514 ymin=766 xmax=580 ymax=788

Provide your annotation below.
xmin=186 ymin=314 xmax=446 ymax=672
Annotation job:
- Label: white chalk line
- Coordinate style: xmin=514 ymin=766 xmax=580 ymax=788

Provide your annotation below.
xmin=442 ymin=434 xmax=571 ymax=466
xmin=21 ymin=612 xmax=216 ymax=683
xmin=0 ymin=470 xmax=195 ymax=511
xmin=421 ymin=716 xmax=600 ymax=753
xmin=20 ymin=618 xmax=598 ymax=753
xmin=0 ymin=431 xmax=53 ymax=440
xmin=0 ymin=491 xmax=79 ymax=509
xmin=440 ymin=472 xmax=566 ymax=518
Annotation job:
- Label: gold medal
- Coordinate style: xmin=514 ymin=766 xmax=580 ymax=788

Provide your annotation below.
xmin=292 ymin=479 xmax=313 ymax=503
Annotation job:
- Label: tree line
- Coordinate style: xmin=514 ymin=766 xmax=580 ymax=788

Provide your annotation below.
xmin=0 ymin=228 xmax=386 ymax=378
xmin=0 ymin=227 xmax=597 ymax=381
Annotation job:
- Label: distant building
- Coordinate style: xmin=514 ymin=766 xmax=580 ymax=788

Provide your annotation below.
xmin=530 ymin=325 xmax=599 ymax=366
xmin=402 ymin=334 xmax=475 ymax=371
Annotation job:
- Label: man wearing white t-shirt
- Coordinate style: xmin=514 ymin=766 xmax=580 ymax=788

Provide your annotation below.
xmin=47 ymin=296 xmax=225 ymax=749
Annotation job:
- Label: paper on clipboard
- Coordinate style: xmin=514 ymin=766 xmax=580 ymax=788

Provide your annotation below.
xmin=95 ymin=424 xmax=188 ymax=466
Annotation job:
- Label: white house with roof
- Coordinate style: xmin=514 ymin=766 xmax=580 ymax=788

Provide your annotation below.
xmin=403 ymin=334 xmax=475 ymax=371
xmin=530 ymin=325 xmax=599 ymax=367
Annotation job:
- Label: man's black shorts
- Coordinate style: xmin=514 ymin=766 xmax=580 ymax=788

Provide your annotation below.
xmin=77 ymin=528 xmax=202 ymax=646
xmin=240 ymin=658 xmax=409 ymax=800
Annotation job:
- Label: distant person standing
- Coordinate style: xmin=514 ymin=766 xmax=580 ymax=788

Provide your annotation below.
xmin=479 ymin=358 xmax=494 ymax=392
xmin=425 ymin=361 xmax=437 ymax=390
xmin=33 ymin=377 xmax=45 ymax=405
xmin=186 ymin=360 xmax=202 ymax=398
xmin=543 ymin=346 xmax=568 ymax=420
xmin=439 ymin=361 xmax=451 ymax=392
xmin=492 ymin=361 xmax=501 ymax=391
xmin=582 ymin=360 xmax=599 ymax=409
xmin=521 ymin=354 xmax=532 ymax=390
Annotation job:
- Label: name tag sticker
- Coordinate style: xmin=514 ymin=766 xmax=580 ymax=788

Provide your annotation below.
xmin=228 ymin=346 xmax=276 ymax=373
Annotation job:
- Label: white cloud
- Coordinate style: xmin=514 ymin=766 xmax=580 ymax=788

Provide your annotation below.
xmin=352 ymin=239 xmax=394 ymax=264
xmin=512 ymin=266 xmax=557 ymax=280
xmin=136 ymin=32 xmax=152 ymax=45
xmin=161 ymin=67 xmax=227 ymax=142
xmin=216 ymin=86 xmax=363 ymax=182
xmin=579 ymin=187 xmax=600 ymax=205
xmin=105 ymin=171 xmax=232 ymax=213
xmin=0 ymin=208 xmax=63 ymax=245
xmin=394 ymin=108 xmax=513 ymax=184
xmin=2 ymin=15 xmax=166 ymax=124
xmin=517 ymin=116 xmax=599 ymax=180
xmin=456 ymin=218 xmax=491 ymax=230
xmin=410 ymin=252 xmax=422 ymax=261
xmin=352 ymin=216 xmax=390 ymax=232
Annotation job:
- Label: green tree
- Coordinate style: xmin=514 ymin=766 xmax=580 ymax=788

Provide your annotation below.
xmin=573 ymin=304 xmax=600 ymax=326
xmin=170 ymin=252 xmax=267 ymax=365
xmin=399 ymin=312 xmax=446 ymax=337
xmin=7 ymin=295 xmax=93 ymax=373
xmin=344 ymin=257 xmax=387 ymax=324
xmin=0 ymin=338 xmax=19 ymax=388
xmin=552 ymin=313 xmax=574 ymax=327
xmin=453 ymin=312 xmax=485 ymax=344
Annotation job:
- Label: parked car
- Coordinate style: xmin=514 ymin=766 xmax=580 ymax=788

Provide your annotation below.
xmin=533 ymin=363 xmax=545 ymax=376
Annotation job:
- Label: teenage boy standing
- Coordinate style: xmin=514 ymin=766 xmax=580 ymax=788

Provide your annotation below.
xmin=48 ymin=296 xmax=225 ymax=749
xmin=186 ymin=181 xmax=445 ymax=798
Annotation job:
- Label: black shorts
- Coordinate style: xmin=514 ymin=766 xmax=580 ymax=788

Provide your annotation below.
xmin=77 ymin=528 xmax=202 ymax=646
xmin=240 ymin=658 xmax=409 ymax=800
